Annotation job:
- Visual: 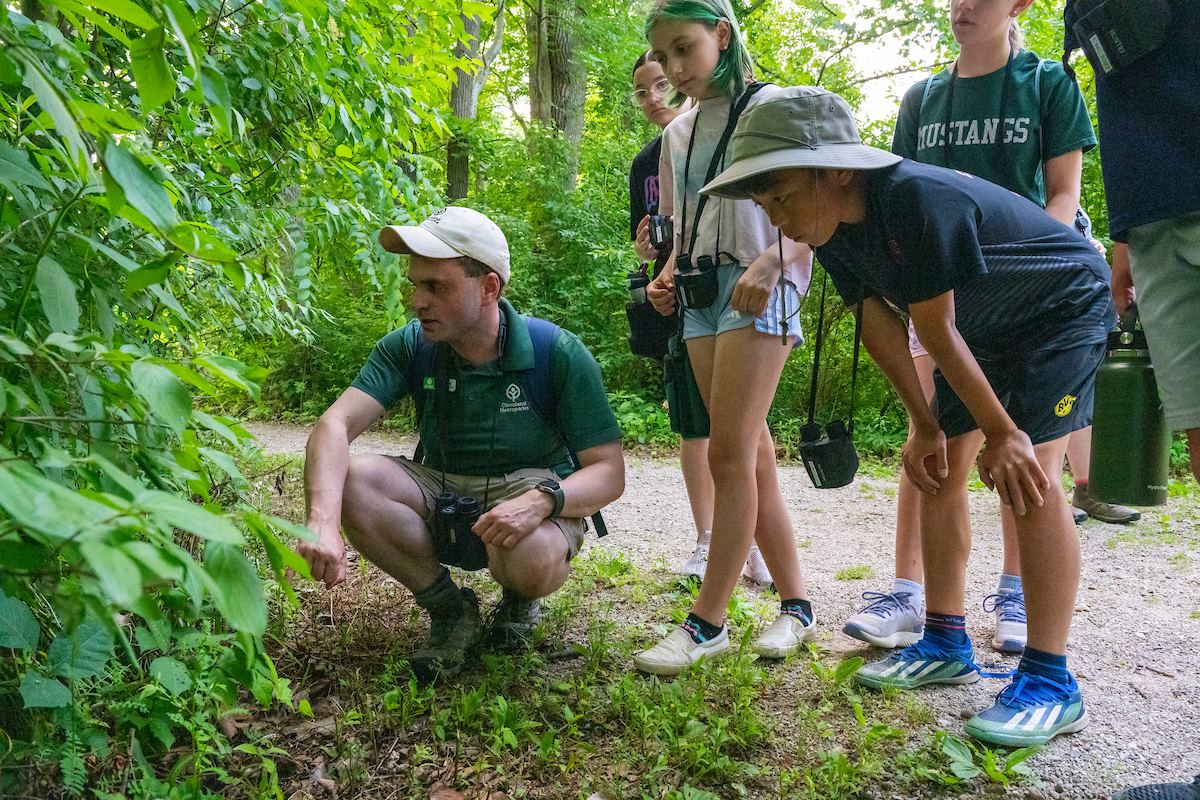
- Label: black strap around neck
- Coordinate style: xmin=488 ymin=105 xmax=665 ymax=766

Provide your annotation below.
xmin=682 ymin=83 xmax=768 ymax=259
xmin=806 ymin=271 xmax=863 ymax=431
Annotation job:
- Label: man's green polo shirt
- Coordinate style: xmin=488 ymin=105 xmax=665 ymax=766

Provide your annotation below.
xmin=350 ymin=299 xmax=622 ymax=477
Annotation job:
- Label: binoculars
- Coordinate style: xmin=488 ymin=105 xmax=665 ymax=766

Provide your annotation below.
xmin=432 ymin=492 xmax=481 ymax=545
xmin=675 ymin=252 xmax=720 ymax=310
xmin=648 ymin=214 xmax=673 ymax=250
xmin=799 ymin=420 xmax=859 ymax=489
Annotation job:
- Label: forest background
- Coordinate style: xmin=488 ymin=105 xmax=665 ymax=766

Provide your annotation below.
xmin=0 ymin=0 xmax=1165 ymax=796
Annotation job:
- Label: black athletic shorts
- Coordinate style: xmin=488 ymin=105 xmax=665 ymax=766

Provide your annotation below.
xmin=932 ymin=341 xmax=1105 ymax=445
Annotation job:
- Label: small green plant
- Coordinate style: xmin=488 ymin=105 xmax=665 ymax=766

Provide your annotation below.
xmin=835 ymin=564 xmax=875 ymax=581
xmin=911 ymin=731 xmax=1042 ymax=786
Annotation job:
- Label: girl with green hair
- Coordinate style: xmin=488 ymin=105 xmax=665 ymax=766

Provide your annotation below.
xmin=634 ymin=0 xmax=817 ymax=675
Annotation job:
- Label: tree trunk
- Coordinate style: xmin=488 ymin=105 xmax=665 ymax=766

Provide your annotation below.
xmin=547 ymin=0 xmax=585 ymax=188
xmin=527 ymin=0 xmax=585 ymax=189
xmin=447 ymin=2 xmax=505 ymax=201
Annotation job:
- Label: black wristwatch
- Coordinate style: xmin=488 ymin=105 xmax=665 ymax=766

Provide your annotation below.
xmin=534 ymin=478 xmax=565 ymax=517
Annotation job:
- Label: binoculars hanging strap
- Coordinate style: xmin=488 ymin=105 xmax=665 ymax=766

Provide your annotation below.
xmin=805 ymin=270 xmax=864 ymax=430
xmin=683 ymin=82 xmax=768 ymax=259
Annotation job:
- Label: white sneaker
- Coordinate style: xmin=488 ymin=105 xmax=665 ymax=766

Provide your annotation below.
xmin=633 ymin=626 xmax=729 ymax=676
xmin=742 ymin=544 xmax=772 ymax=587
xmin=842 ymin=590 xmax=924 ymax=649
xmin=752 ymin=612 xmax=816 ymax=658
xmin=983 ymin=590 xmax=1027 ymax=654
xmin=680 ymin=541 xmax=709 ymax=582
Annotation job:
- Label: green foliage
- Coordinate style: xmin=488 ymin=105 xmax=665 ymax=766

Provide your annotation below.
xmin=0 ymin=0 xmax=477 ymax=791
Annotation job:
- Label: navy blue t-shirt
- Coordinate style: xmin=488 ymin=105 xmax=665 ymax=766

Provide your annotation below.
xmin=629 ymin=136 xmax=670 ymax=276
xmin=1064 ymin=0 xmax=1200 ymax=240
xmin=815 ymin=160 xmax=1113 ymax=354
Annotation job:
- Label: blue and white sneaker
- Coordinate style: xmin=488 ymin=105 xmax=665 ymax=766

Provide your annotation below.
xmin=842 ymin=591 xmax=924 ymax=649
xmin=983 ymin=591 xmax=1027 ymax=654
xmin=965 ymin=670 xmax=1088 ymax=747
xmin=854 ymin=634 xmax=980 ymax=690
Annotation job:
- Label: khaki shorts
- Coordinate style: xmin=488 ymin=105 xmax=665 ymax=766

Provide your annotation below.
xmin=1128 ymin=210 xmax=1200 ymax=431
xmin=386 ymin=456 xmax=587 ymax=570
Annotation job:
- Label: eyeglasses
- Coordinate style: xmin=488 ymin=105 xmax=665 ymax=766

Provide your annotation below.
xmin=631 ymin=78 xmax=672 ymax=107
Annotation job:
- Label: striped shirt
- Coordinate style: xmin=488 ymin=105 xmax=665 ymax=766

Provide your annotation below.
xmin=815 ymin=160 xmax=1113 ymax=354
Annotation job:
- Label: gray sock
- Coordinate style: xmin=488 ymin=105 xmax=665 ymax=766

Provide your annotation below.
xmin=413 ymin=569 xmax=462 ymax=619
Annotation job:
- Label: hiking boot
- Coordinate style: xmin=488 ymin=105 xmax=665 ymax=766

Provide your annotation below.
xmin=965 ymin=670 xmax=1088 ymax=747
xmin=842 ymin=590 xmax=924 ymax=649
xmin=752 ymin=612 xmax=816 ymax=658
xmin=855 ymin=633 xmax=979 ymax=691
xmin=983 ymin=590 xmax=1027 ymax=654
xmin=1112 ymin=774 xmax=1200 ymax=800
xmin=410 ymin=588 xmax=481 ymax=679
xmin=486 ymin=589 xmax=541 ymax=651
xmin=1074 ymin=483 xmax=1141 ymax=524
xmin=742 ymin=544 xmax=772 ymax=587
xmin=633 ymin=625 xmax=729 ymax=676
xmin=680 ymin=541 xmax=709 ymax=584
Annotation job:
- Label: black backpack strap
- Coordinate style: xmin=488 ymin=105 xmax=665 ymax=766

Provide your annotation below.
xmin=522 ymin=316 xmax=609 ymax=538
xmin=408 ymin=331 xmax=443 ymax=465
xmin=684 ymin=82 xmax=770 ymax=258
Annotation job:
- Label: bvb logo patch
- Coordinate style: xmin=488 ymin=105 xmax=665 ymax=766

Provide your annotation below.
xmin=1054 ymin=395 xmax=1077 ymax=417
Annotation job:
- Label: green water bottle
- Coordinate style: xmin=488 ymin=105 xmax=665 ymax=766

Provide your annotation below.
xmin=1088 ymin=305 xmax=1170 ymax=506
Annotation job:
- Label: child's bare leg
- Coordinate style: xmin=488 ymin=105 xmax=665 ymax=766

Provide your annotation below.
xmin=750 ymin=421 xmax=806 ymax=599
xmin=680 ymin=436 xmax=714 ymax=541
xmin=919 ymin=430 xmax=985 ymax=618
xmin=691 ymin=327 xmax=792 ymax=623
xmin=1018 ymin=436 xmax=1078 ymax=654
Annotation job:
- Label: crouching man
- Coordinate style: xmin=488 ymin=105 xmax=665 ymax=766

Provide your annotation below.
xmin=298 ymin=206 xmax=625 ymax=677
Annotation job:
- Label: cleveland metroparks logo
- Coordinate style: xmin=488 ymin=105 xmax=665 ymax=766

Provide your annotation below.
xmin=1054 ymin=395 xmax=1077 ymax=417
xmin=506 ymin=383 xmax=521 ymax=402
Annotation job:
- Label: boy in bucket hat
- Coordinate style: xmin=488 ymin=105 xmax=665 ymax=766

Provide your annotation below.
xmin=298 ymin=206 xmax=625 ymax=679
xmin=702 ymin=87 xmax=1113 ymax=747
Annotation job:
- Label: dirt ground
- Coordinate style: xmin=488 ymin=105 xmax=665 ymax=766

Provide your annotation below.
xmin=247 ymin=422 xmax=1200 ymax=800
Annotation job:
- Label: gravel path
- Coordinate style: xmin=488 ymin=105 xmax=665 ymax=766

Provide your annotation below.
xmin=248 ymin=422 xmax=1200 ymax=799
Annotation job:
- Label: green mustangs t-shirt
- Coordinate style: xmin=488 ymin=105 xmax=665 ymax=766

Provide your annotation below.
xmin=349 ymin=299 xmax=622 ymax=478
xmin=892 ymin=49 xmax=1096 ymax=207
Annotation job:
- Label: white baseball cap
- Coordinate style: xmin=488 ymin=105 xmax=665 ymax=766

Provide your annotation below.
xmin=378 ymin=206 xmax=511 ymax=284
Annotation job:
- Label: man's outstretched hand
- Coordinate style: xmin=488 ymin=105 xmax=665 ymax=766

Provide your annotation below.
xmin=297 ymin=530 xmax=347 ymax=589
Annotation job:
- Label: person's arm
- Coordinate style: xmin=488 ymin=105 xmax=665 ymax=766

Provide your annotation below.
xmin=300 ymin=387 xmax=387 ymax=587
xmin=856 ymin=296 xmax=947 ymax=493
xmin=908 ymin=292 xmax=1050 ymax=515
xmin=648 ymin=132 xmax=678 ymax=316
xmin=1042 ymin=149 xmax=1083 ymax=226
xmin=1110 ymin=241 xmax=1135 ymax=317
xmin=473 ymin=441 xmax=625 ymax=550
xmin=730 ymin=237 xmax=812 ymax=315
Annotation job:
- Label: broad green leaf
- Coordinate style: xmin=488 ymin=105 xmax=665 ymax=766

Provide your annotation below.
xmin=0 ymin=49 xmax=17 ymax=85
xmin=0 ymin=142 xmax=50 ymax=190
xmin=93 ymin=0 xmax=157 ymax=30
xmin=162 ymin=0 xmax=202 ymax=77
xmin=200 ymin=67 xmax=233 ymax=136
xmin=14 ymin=51 xmax=88 ymax=174
xmin=47 ymin=619 xmax=114 ymax=678
xmin=195 ymin=355 xmax=262 ymax=397
xmin=167 ymin=222 xmax=238 ymax=262
xmin=20 ymin=672 xmax=71 ymax=708
xmin=80 ymin=541 xmax=143 ymax=607
xmin=192 ymin=410 xmax=245 ymax=447
xmin=136 ymin=490 xmax=244 ymax=544
xmin=0 ymin=539 xmax=50 ymax=572
xmin=0 ymin=463 xmax=115 ymax=541
xmin=241 ymin=77 xmax=262 ymax=90
xmin=102 ymin=140 xmax=178 ymax=234
xmin=125 ymin=262 xmax=171 ymax=293
xmin=129 ymin=359 xmax=191 ymax=433
xmin=34 ymin=256 xmax=80 ymax=334
xmin=149 ymin=656 xmax=192 ymax=695
xmin=124 ymin=541 xmax=186 ymax=583
xmin=0 ymin=593 xmax=40 ymax=650
xmin=129 ymin=28 xmax=175 ymax=113
xmin=203 ymin=543 xmax=267 ymax=635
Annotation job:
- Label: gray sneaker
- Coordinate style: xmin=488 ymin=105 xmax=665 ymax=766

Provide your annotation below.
xmin=1073 ymin=483 xmax=1141 ymax=524
xmin=487 ymin=589 xmax=541 ymax=650
xmin=411 ymin=588 xmax=481 ymax=679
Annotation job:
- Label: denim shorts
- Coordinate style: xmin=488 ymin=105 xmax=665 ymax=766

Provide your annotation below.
xmin=682 ymin=263 xmax=803 ymax=345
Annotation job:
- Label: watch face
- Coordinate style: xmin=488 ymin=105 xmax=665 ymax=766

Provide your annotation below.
xmin=538 ymin=479 xmax=559 ymax=489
